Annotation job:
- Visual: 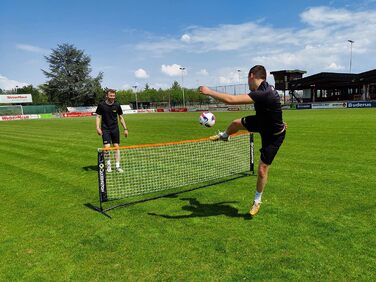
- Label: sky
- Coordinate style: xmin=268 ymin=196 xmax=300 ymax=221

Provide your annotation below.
xmin=1 ymin=0 xmax=376 ymax=90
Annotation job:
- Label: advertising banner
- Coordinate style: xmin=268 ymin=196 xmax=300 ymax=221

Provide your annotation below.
xmin=311 ymin=103 xmax=347 ymax=109
xmin=296 ymin=103 xmax=312 ymax=109
xmin=0 ymin=114 xmax=40 ymax=121
xmin=347 ymin=101 xmax=376 ymax=108
xmin=0 ymin=94 xmax=32 ymax=104
xmin=62 ymin=112 xmax=94 ymax=118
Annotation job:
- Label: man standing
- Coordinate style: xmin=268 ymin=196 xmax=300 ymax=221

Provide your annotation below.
xmin=96 ymin=88 xmax=128 ymax=173
xmin=199 ymin=65 xmax=286 ymax=217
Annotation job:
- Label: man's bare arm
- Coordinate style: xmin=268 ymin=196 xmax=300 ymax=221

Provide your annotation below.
xmin=119 ymin=115 xmax=128 ymax=137
xmin=199 ymin=86 xmax=254 ymax=105
xmin=96 ymin=115 xmax=102 ymax=135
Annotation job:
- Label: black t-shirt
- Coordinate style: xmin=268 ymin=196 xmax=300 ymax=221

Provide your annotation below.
xmin=95 ymin=101 xmax=123 ymax=130
xmin=248 ymin=81 xmax=284 ymax=135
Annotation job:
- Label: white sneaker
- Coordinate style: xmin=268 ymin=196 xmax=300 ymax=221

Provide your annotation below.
xmin=106 ymin=166 xmax=112 ymax=173
xmin=116 ymin=167 xmax=124 ymax=173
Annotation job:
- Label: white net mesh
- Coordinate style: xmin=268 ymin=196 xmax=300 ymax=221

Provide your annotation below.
xmin=99 ymin=133 xmax=251 ymax=201
xmin=0 ymin=105 xmax=23 ymax=116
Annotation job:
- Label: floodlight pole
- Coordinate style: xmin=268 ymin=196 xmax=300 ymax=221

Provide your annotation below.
xmin=132 ymin=85 xmax=138 ymax=110
xmin=348 ymin=40 xmax=354 ymax=73
xmin=236 ymin=70 xmax=242 ymax=96
xmin=180 ymin=67 xmax=186 ymax=108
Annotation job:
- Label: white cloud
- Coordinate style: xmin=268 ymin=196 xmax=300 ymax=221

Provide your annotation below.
xmin=181 ymin=34 xmax=191 ymax=43
xmin=300 ymin=6 xmax=376 ymax=28
xmin=135 ymin=6 xmax=376 ymax=76
xmin=137 ymin=22 xmax=295 ymax=54
xmin=300 ymin=6 xmax=354 ymax=26
xmin=197 ymin=69 xmax=209 ymax=76
xmin=218 ymin=71 xmax=241 ymax=84
xmin=0 ymin=75 xmax=29 ymax=90
xmin=16 ymin=44 xmax=48 ymax=54
xmin=134 ymin=68 xmax=149 ymax=78
xmin=326 ymin=62 xmax=345 ymax=71
xmin=161 ymin=64 xmax=186 ymax=76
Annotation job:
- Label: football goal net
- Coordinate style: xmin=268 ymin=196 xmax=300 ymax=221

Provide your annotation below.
xmin=0 ymin=105 xmax=23 ymax=115
xmin=97 ymin=132 xmax=254 ymax=213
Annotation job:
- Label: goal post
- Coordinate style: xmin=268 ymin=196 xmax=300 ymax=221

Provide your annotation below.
xmin=0 ymin=105 xmax=23 ymax=115
xmin=97 ymin=132 xmax=255 ymax=213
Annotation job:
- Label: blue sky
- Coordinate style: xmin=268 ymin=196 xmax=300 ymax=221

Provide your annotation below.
xmin=1 ymin=0 xmax=376 ymax=90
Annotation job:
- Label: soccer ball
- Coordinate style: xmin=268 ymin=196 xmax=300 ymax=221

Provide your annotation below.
xmin=199 ymin=112 xmax=216 ymax=127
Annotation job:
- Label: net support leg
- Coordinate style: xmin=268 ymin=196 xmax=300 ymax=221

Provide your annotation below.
xmin=250 ymin=133 xmax=255 ymax=175
xmin=95 ymin=150 xmax=111 ymax=218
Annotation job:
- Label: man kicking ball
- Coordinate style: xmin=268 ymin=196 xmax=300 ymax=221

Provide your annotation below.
xmin=199 ymin=65 xmax=286 ymax=217
xmin=96 ymin=88 xmax=128 ymax=173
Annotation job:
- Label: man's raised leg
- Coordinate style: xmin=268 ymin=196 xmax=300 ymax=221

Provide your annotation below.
xmin=209 ymin=119 xmax=246 ymax=141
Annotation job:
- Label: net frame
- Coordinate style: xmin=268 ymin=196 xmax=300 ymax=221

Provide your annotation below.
xmin=0 ymin=105 xmax=23 ymax=116
xmin=97 ymin=132 xmax=254 ymax=213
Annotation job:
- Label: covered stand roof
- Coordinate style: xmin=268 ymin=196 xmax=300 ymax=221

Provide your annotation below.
xmin=290 ymin=70 xmax=376 ymax=90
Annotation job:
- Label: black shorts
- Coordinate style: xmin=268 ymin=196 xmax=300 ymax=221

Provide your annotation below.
xmin=241 ymin=115 xmax=286 ymax=165
xmin=102 ymin=128 xmax=120 ymax=145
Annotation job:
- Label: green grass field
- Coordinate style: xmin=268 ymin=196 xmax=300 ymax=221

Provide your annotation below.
xmin=0 ymin=109 xmax=375 ymax=281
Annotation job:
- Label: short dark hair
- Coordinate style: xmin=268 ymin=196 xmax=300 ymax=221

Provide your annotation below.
xmin=105 ymin=88 xmax=116 ymax=95
xmin=248 ymin=65 xmax=267 ymax=80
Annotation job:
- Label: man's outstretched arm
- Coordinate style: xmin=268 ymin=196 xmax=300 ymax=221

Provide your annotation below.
xmin=199 ymin=86 xmax=254 ymax=105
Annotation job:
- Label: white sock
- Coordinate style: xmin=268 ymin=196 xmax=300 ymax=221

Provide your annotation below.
xmin=254 ymin=191 xmax=263 ymax=203
xmin=115 ymin=162 xmax=120 ymax=168
xmin=107 ymin=160 xmax=111 ymax=167
xmin=220 ymin=131 xmax=229 ymax=138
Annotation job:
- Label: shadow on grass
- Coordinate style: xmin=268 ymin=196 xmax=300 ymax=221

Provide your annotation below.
xmin=85 ymin=172 xmax=255 ymax=219
xmin=148 ymin=197 xmax=252 ymax=220
xmin=83 ymin=165 xmax=97 ymax=172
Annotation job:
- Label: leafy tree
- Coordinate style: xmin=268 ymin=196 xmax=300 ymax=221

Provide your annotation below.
xmin=115 ymin=90 xmax=134 ymax=105
xmin=171 ymin=81 xmax=181 ymax=90
xmin=42 ymin=43 xmax=103 ymax=107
